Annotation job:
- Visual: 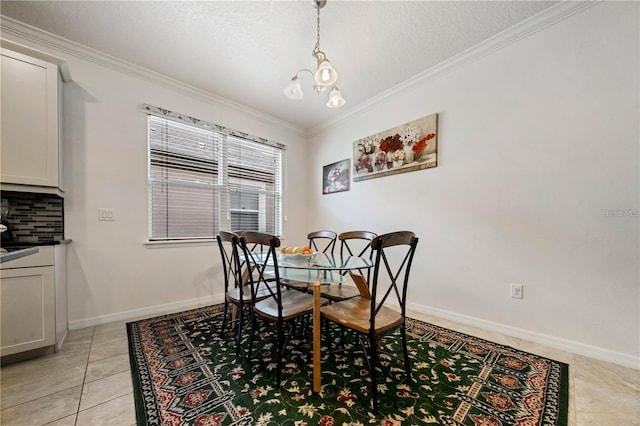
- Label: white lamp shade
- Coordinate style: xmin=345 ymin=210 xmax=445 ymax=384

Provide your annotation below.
xmin=314 ymin=56 xmax=337 ymax=87
xmin=327 ymin=86 xmax=345 ymax=108
xmin=284 ymin=76 xmax=304 ymax=100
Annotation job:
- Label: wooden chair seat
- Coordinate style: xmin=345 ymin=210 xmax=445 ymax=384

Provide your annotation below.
xmin=280 ymin=279 xmax=311 ymax=291
xmin=318 ymin=283 xmax=361 ymax=301
xmin=254 ymin=290 xmax=327 ymax=322
xmin=321 ymin=297 xmax=403 ymax=335
xmin=227 ymin=283 xmax=272 ymax=304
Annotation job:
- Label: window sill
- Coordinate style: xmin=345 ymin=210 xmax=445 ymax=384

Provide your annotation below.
xmin=145 ymin=239 xmax=216 ymax=248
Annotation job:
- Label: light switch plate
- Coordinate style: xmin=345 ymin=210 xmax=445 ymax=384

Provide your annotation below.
xmin=98 ymin=208 xmax=115 ymax=221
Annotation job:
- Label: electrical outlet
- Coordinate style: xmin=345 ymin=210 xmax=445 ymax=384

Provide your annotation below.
xmin=511 ymin=283 xmax=524 ymax=299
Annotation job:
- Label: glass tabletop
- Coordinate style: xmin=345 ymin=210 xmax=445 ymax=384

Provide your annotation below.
xmin=269 ymin=268 xmax=347 ymax=285
xmin=245 ymin=251 xmax=373 ymax=271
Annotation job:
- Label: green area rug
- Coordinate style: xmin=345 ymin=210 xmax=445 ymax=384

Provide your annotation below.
xmin=127 ymin=304 xmax=568 ymax=425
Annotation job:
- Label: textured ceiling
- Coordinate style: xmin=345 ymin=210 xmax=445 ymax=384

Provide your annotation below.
xmin=1 ymin=1 xmax=558 ymax=131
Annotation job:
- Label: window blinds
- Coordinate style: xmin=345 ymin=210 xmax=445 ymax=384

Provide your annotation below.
xmin=147 ymin=111 xmax=283 ymax=241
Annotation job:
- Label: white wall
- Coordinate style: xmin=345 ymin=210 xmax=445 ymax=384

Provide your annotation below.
xmin=2 ymin=24 xmax=310 ymax=327
xmin=308 ymin=2 xmax=639 ymax=365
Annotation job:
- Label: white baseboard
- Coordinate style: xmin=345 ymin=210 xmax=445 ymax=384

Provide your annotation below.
xmin=68 ymin=294 xmax=225 ymax=330
xmin=407 ymin=302 xmax=640 ymax=370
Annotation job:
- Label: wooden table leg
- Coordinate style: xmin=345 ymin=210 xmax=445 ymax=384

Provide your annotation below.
xmin=230 ymin=305 xmax=237 ymax=330
xmin=313 ymin=279 xmax=321 ymax=392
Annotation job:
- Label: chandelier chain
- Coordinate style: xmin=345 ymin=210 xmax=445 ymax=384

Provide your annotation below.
xmin=314 ymin=5 xmax=321 ymax=54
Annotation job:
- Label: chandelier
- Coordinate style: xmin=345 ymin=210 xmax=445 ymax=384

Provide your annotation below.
xmin=283 ymin=0 xmax=345 ymax=108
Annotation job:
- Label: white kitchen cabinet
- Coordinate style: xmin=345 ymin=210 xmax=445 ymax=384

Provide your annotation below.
xmin=0 ymin=48 xmax=62 ymax=192
xmin=1 ymin=265 xmax=55 ymax=356
xmin=0 ymin=245 xmax=67 ymax=356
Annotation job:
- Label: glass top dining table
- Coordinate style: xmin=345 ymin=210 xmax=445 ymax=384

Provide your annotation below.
xmin=247 ymin=251 xmax=373 ymax=392
xmin=276 ymin=253 xmax=372 ymax=284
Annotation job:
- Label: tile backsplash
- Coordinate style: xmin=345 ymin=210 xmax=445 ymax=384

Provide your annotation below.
xmin=1 ymin=191 xmax=64 ymax=244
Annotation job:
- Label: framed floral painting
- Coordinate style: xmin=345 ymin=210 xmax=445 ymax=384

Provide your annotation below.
xmin=322 ymin=159 xmax=350 ymax=194
xmin=352 ymin=113 xmax=438 ymax=181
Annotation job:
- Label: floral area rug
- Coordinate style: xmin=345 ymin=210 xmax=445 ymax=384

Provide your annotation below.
xmin=127 ymin=304 xmax=568 ymax=425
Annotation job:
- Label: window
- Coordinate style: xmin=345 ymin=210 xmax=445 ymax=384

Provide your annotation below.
xmin=230 ymin=180 xmax=262 ymax=231
xmin=146 ymin=106 xmax=283 ymax=241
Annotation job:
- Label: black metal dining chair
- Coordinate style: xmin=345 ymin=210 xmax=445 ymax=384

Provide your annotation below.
xmin=217 ymin=231 xmax=271 ymax=356
xmin=239 ymin=231 xmax=325 ymax=387
xmin=307 ymin=230 xmax=337 ymax=254
xmin=320 ymin=231 xmax=419 ymax=413
xmin=317 ymin=230 xmax=377 ymax=302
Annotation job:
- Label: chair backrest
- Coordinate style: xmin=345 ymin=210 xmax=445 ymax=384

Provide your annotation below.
xmin=308 ymin=230 xmax=337 ymax=254
xmin=236 ymin=231 xmax=284 ymax=311
xmin=338 ymin=230 xmax=377 ymax=284
xmin=217 ymin=231 xmax=242 ymax=293
xmin=369 ymin=231 xmax=419 ymax=323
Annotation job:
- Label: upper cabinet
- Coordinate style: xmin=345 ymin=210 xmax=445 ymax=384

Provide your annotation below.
xmin=1 ymin=48 xmax=63 ymax=194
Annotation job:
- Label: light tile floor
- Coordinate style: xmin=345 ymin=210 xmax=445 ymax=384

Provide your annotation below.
xmin=1 ymin=311 xmax=638 ymax=425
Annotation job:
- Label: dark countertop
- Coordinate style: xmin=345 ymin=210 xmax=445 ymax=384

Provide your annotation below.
xmin=0 ymin=239 xmax=71 ymax=264
xmin=0 ymin=247 xmax=39 ymax=264
xmin=2 ymin=239 xmax=72 ymax=249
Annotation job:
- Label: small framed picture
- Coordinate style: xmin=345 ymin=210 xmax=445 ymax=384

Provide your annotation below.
xmin=322 ymin=159 xmax=350 ymax=194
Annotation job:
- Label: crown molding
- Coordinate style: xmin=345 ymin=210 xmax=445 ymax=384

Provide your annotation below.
xmin=309 ymin=1 xmax=598 ymax=137
xmin=0 ymin=15 xmax=305 ymax=137
xmin=0 ymin=39 xmax=72 ymax=82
